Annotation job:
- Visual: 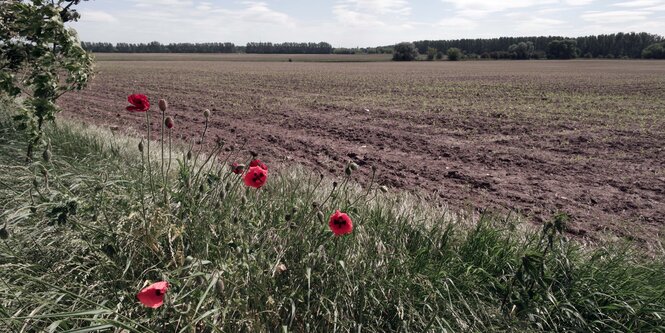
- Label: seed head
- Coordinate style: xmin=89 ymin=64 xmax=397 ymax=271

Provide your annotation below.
xmin=42 ymin=148 xmax=51 ymax=162
xmin=345 ymin=166 xmax=352 ymax=176
xmin=203 ymin=109 xmax=211 ymax=118
xmin=316 ymin=211 xmax=325 ymax=223
xmin=158 ymin=99 xmax=168 ymax=112
xmin=138 ymin=140 xmax=144 ymax=153
xmin=216 ymin=276 xmax=225 ymax=294
xmin=165 ymin=116 xmax=174 ymax=129
xmin=349 ymin=162 xmax=359 ymax=171
xmin=0 ymin=227 xmax=8 ymax=240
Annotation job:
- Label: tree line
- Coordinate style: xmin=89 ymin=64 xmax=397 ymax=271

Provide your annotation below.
xmin=244 ymin=42 xmax=332 ymax=54
xmin=82 ymin=32 xmax=665 ymax=59
xmin=81 ymin=41 xmax=335 ymax=54
xmin=81 ymin=42 xmax=237 ymax=53
xmin=413 ymin=32 xmax=664 ymax=59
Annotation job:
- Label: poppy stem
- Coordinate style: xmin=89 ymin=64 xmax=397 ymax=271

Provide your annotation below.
xmin=160 ymin=110 xmax=166 ymax=203
xmin=139 ymin=143 xmax=148 ymax=224
xmin=191 ymin=117 xmax=209 ymax=182
xmin=146 ymin=111 xmax=156 ymax=201
xmin=166 ymin=129 xmax=172 ymax=201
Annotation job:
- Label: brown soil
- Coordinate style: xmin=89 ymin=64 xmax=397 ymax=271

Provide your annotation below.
xmin=60 ymin=56 xmax=665 ymax=245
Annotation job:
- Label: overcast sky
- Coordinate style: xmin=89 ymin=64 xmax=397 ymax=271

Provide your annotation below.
xmin=71 ymin=0 xmax=665 ymax=47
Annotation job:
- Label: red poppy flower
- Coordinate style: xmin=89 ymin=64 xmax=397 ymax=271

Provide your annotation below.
xmin=249 ymin=159 xmax=268 ymax=171
xmin=137 ymin=281 xmax=168 ymax=308
xmin=243 ymin=166 xmax=268 ymax=188
xmin=328 ymin=210 xmax=353 ymax=236
xmin=126 ymin=94 xmax=150 ymax=112
xmin=231 ymin=162 xmax=245 ymax=174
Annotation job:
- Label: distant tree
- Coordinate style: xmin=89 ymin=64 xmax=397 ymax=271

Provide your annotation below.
xmin=547 ymin=39 xmax=578 ymax=59
xmin=508 ymin=41 xmax=534 ymax=59
xmin=642 ymin=42 xmax=665 ymax=59
xmin=392 ymin=42 xmax=418 ymax=61
xmin=447 ymin=47 xmax=462 ymax=61
xmin=583 ymin=52 xmax=593 ymax=58
xmin=426 ymin=47 xmax=437 ymax=61
xmin=436 ymin=51 xmax=444 ymax=60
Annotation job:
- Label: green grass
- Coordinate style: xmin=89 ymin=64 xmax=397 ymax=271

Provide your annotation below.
xmin=0 ymin=101 xmax=664 ymax=332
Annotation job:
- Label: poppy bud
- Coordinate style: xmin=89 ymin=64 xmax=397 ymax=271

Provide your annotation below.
xmin=285 ymin=214 xmax=292 ymax=222
xmin=312 ymin=201 xmax=319 ymax=208
xmin=241 ymin=195 xmax=247 ymax=205
xmin=0 ymin=227 xmax=8 ymax=240
xmin=42 ymin=148 xmax=51 ymax=162
xmin=32 ymin=178 xmax=39 ymax=189
xmin=158 ymin=99 xmax=168 ymax=112
xmin=220 ymin=188 xmax=227 ymax=200
xmin=349 ymin=162 xmax=359 ymax=171
xmin=332 ymin=181 xmax=338 ymax=188
xmin=316 ymin=211 xmax=325 ymax=223
xmin=186 ymin=150 xmax=192 ymax=160
xmin=345 ymin=166 xmax=352 ymax=176
xmin=250 ymin=150 xmax=258 ymax=158
xmin=138 ymin=140 xmax=144 ymax=153
xmin=379 ymin=185 xmax=388 ymax=193
xmin=203 ymin=109 xmax=211 ymax=118
xmin=372 ymin=165 xmax=377 ymax=172
xmin=165 ymin=116 xmax=174 ymax=129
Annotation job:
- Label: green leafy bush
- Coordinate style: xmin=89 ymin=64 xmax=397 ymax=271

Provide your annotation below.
xmin=0 ymin=0 xmax=94 ymax=159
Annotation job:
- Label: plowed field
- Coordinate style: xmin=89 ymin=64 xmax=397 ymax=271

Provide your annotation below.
xmin=60 ymin=55 xmax=665 ymax=244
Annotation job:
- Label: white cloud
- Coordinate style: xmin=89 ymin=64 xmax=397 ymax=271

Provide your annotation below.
xmin=562 ymin=0 xmax=594 ymax=5
xmin=442 ymin=0 xmax=558 ymax=17
xmin=612 ymin=0 xmax=664 ymax=7
xmin=233 ymin=2 xmax=293 ymax=26
xmin=333 ymin=0 xmax=411 ymax=29
xmin=339 ymin=0 xmax=411 ymax=15
xmin=79 ymin=10 xmax=117 ymax=23
xmin=133 ymin=0 xmax=194 ymax=8
xmin=333 ymin=6 xmax=387 ymax=27
xmin=581 ymin=10 xmax=650 ymax=24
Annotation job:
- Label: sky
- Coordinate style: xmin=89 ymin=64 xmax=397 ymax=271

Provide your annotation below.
xmin=71 ymin=0 xmax=665 ymax=47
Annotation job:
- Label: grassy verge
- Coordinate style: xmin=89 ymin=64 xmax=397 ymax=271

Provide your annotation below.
xmin=0 ymin=100 xmax=664 ymax=332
